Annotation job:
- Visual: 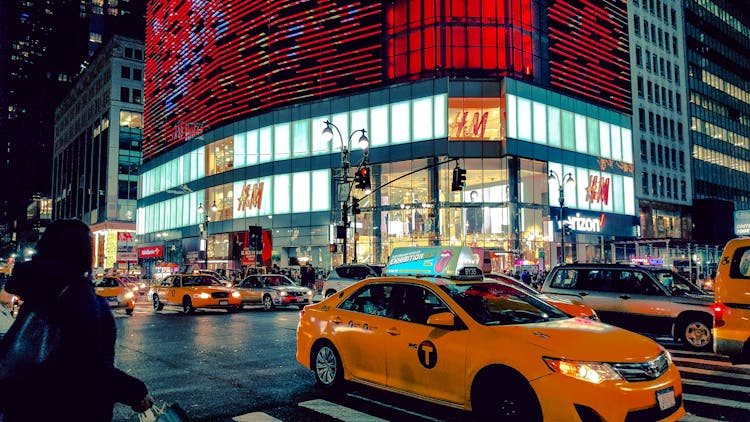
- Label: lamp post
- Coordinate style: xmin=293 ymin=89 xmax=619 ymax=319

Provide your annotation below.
xmin=322 ymin=120 xmax=369 ymax=264
xmin=198 ymin=201 xmax=217 ymax=269
xmin=548 ymin=170 xmax=575 ymax=264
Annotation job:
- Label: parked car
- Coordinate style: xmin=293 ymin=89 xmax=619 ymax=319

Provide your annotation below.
xmin=540 ymin=263 xmax=714 ymax=350
xmin=150 ymin=273 xmax=241 ymax=314
xmin=484 ymin=273 xmax=598 ymax=320
xmin=234 ymin=274 xmax=313 ymax=311
xmin=93 ymin=276 xmax=135 ymax=315
xmin=713 ymin=238 xmax=750 ymax=364
xmin=297 ymin=246 xmax=685 ymax=421
xmin=321 ymin=264 xmax=383 ymax=298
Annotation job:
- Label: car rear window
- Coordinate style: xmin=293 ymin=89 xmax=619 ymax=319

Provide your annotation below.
xmin=730 ymin=246 xmax=750 ymax=279
xmin=336 ymin=266 xmax=373 ymax=280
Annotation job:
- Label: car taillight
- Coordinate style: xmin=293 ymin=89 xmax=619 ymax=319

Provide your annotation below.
xmin=713 ymin=302 xmax=727 ymax=328
xmin=298 ymin=309 xmax=305 ymax=319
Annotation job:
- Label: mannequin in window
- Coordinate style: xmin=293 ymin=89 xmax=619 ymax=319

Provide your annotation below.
xmin=466 ymin=190 xmax=483 ymax=234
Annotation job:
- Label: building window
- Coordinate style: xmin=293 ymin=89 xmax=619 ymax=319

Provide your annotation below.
xmin=679 ymin=151 xmax=685 ymax=170
xmin=652 ymin=174 xmax=658 ymax=195
xmin=665 ymin=37 xmax=670 ymax=54
xmin=665 ymin=147 xmax=670 ymax=168
xmin=676 ymin=93 xmax=682 ymax=113
xmin=654 ymin=83 xmax=660 ymax=105
xmin=668 ymin=90 xmax=673 ymax=110
xmin=133 ymin=68 xmax=142 ymax=81
xmin=641 ymin=139 xmax=648 ymax=161
xmin=660 ymin=58 xmax=665 ymax=77
xmin=650 ymin=142 xmax=656 ymax=163
xmin=634 ymin=15 xmax=640 ymax=35
xmin=121 ymin=66 xmax=130 ymax=79
xmin=671 ymin=8 xmax=677 ymax=28
xmin=658 ymin=28 xmax=663 ymax=47
xmin=681 ymin=180 xmax=686 ymax=200
xmin=647 ymin=81 xmax=653 ymax=101
xmin=674 ymin=65 xmax=680 ymax=85
xmin=125 ymin=47 xmax=133 ymax=58
xmin=642 ymin=172 xmax=649 ymax=194
xmin=134 ymin=49 xmax=143 ymax=60
xmin=671 ymin=149 xmax=676 ymax=169
xmin=639 ymin=108 xmax=646 ymax=130
xmin=636 ymin=46 xmax=643 ymax=66
xmin=644 ymin=20 xmax=650 ymax=41
xmin=637 ymin=77 xmax=644 ymax=97
xmin=132 ymin=89 xmax=142 ymax=104
xmin=120 ymin=86 xmax=129 ymax=102
xmin=666 ymin=177 xmax=671 ymax=197
xmin=666 ymin=61 xmax=672 ymax=80
xmin=659 ymin=175 xmax=665 ymax=196
xmin=656 ymin=115 xmax=662 ymax=135
xmin=678 ymin=123 xmax=683 ymax=141
xmin=648 ymin=111 xmax=655 ymax=133
xmin=672 ymin=36 xmax=678 ymax=54
xmin=658 ymin=144 xmax=663 ymax=165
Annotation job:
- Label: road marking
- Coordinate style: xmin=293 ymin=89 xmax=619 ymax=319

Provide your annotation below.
xmin=679 ymin=414 xmax=724 ymax=422
xmin=347 ymin=393 xmax=442 ymax=422
xmin=233 ymin=412 xmax=282 ymax=422
xmin=299 ymin=399 xmax=388 ymax=422
xmin=683 ymin=394 xmax=750 ymax=411
xmin=682 ymin=378 xmax=750 ymax=393
xmin=678 ymin=366 xmax=750 ymax=381
xmin=671 ymin=356 xmax=736 ymax=368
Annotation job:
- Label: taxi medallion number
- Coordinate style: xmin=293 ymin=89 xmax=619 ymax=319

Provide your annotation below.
xmin=656 ymin=386 xmax=675 ymax=411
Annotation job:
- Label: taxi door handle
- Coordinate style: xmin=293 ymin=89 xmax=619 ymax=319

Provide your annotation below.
xmin=578 ymin=292 xmax=589 ymax=296
xmin=331 ymin=317 xmax=343 ymax=324
xmin=386 ymin=328 xmax=401 ymax=336
xmin=620 ymin=295 xmax=631 ymax=300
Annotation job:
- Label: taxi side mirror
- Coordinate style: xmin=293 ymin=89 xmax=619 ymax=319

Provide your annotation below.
xmin=426 ymin=312 xmax=455 ymax=329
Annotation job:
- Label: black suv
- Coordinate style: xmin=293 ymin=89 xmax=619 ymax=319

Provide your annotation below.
xmin=540 ymin=263 xmax=714 ymax=350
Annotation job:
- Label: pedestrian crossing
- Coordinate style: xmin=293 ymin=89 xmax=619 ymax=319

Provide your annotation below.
xmin=232 ymin=343 xmax=749 ymax=422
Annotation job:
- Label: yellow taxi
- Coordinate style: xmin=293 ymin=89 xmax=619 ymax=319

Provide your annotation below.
xmin=713 ymin=237 xmax=750 ymax=364
xmin=93 ymin=276 xmax=135 ymax=315
xmin=297 ymin=247 xmax=685 ymax=421
xmin=150 ymin=273 xmax=241 ymax=314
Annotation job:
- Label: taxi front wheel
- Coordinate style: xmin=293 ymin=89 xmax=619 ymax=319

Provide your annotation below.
xmin=471 ymin=368 xmax=542 ymax=421
xmin=153 ymin=295 xmax=164 ymax=312
xmin=312 ymin=342 xmax=344 ymax=391
xmin=182 ymin=297 xmax=195 ymax=314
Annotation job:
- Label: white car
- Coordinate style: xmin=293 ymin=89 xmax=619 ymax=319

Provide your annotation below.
xmin=321 ymin=264 xmax=383 ymax=298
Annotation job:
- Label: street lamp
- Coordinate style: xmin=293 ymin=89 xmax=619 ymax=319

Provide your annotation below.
xmin=548 ymin=170 xmax=575 ymax=264
xmin=322 ymin=120 xmax=369 ymax=264
xmin=198 ymin=201 xmax=218 ymax=269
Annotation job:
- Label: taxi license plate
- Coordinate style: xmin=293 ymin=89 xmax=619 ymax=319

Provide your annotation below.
xmin=656 ymin=386 xmax=676 ymax=411
xmin=297 ymin=298 xmax=307 ymax=302
xmin=219 ymin=300 xmax=228 ymax=305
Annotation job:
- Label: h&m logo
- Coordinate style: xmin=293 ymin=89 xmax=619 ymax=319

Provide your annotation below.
xmin=585 ymin=175 xmax=610 ymax=205
xmin=451 ymin=111 xmax=489 ymax=139
xmin=237 ymin=182 xmax=264 ymax=211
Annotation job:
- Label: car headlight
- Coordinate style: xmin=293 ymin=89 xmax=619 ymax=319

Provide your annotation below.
xmin=231 ymin=291 xmax=241 ymax=298
xmin=305 ymin=290 xmax=313 ymax=295
xmin=197 ymin=292 xmax=210 ymax=299
xmin=543 ymin=357 xmax=623 ymax=384
xmin=279 ymin=291 xmax=288 ymax=296
xmin=132 ymin=286 xmax=139 ymax=291
xmin=140 ymin=282 xmax=147 ymax=289
xmin=124 ymin=291 xmax=134 ymax=300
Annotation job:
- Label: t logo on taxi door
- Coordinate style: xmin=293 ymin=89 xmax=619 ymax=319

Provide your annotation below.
xmin=417 ymin=340 xmax=437 ymax=369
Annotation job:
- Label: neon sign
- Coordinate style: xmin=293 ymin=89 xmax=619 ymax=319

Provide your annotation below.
xmin=585 ymin=175 xmax=610 ymax=205
xmin=237 ymin=182 xmax=264 ymax=211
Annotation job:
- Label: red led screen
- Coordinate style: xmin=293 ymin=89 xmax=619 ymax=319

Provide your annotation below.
xmin=143 ymin=0 xmax=383 ymax=159
xmin=385 ymin=0 xmax=536 ymax=81
xmin=547 ymin=0 xmax=631 ymax=114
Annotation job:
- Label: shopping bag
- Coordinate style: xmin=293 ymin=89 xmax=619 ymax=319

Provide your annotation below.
xmin=138 ymin=402 xmax=191 ymax=422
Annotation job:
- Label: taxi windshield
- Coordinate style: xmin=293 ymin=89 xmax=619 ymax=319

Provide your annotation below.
xmin=438 ymin=282 xmax=569 ymax=325
xmin=183 ymin=276 xmax=223 ymax=287
xmin=95 ymin=278 xmax=120 ymax=288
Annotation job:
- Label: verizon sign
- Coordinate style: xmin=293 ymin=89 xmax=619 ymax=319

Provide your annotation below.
xmin=138 ymin=245 xmax=164 ymax=258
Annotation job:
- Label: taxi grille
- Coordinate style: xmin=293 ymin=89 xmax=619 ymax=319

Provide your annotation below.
xmin=211 ymin=292 xmax=229 ymax=299
xmin=612 ymin=352 xmax=670 ymax=382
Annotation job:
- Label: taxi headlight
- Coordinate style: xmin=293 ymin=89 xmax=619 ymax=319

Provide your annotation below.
xmin=197 ymin=292 xmax=211 ymax=299
xmin=543 ymin=357 xmax=623 ymax=384
xmin=124 ymin=291 xmax=134 ymax=300
xmin=279 ymin=291 xmax=288 ymax=297
xmin=231 ymin=291 xmax=241 ymax=298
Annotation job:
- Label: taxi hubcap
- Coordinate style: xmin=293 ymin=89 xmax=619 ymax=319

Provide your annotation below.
xmin=685 ymin=321 xmax=711 ymax=347
xmin=316 ymin=347 xmax=337 ymax=385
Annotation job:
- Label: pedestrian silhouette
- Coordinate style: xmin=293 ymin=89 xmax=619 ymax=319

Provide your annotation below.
xmin=0 ymin=219 xmax=153 ymax=421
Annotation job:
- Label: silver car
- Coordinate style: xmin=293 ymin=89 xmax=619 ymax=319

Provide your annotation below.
xmin=235 ymin=274 xmax=313 ymax=311
xmin=541 ymin=263 xmax=714 ymax=350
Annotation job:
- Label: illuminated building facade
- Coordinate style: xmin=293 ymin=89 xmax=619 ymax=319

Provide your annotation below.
xmin=139 ymin=0 xmax=636 ymax=271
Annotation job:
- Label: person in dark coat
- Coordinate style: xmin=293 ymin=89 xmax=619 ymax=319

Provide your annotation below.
xmin=0 ymin=219 xmax=152 ymax=421
xmin=301 ymin=263 xmax=315 ymax=289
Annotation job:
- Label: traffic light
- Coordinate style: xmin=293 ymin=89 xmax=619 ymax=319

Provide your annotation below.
xmin=452 ymin=166 xmax=467 ymax=191
xmin=351 ymin=198 xmax=361 ymax=215
xmin=248 ymin=225 xmax=263 ymax=250
xmin=354 ymin=167 xmax=371 ymax=192
xmin=563 ymin=223 xmax=572 ymax=237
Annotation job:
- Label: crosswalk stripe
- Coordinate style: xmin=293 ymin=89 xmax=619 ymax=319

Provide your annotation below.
xmin=678 ymin=366 xmax=750 ymax=381
xmin=348 ymin=393 xmax=442 ymax=422
xmin=671 ymin=356 xmax=736 ymax=368
xmin=233 ymin=412 xmax=283 ymax=422
xmin=299 ymin=399 xmax=389 ymax=422
xmin=683 ymin=393 xmax=750 ymax=411
xmin=683 ymin=378 xmax=750 ymax=393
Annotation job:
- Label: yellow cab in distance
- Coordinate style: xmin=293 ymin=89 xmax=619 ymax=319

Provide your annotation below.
xmin=150 ymin=273 xmax=241 ymax=314
xmin=93 ymin=276 xmax=135 ymax=315
xmin=713 ymin=237 xmax=750 ymax=364
xmin=296 ymin=246 xmax=686 ymax=421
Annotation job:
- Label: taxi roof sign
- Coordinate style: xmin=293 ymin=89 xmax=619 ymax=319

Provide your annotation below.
xmin=385 ymin=246 xmax=482 ymax=279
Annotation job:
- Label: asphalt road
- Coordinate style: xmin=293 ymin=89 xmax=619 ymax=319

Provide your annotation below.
xmin=110 ymin=299 xmax=750 ymax=422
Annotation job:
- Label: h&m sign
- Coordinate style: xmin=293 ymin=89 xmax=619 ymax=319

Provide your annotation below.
xmin=237 ymin=182 xmax=264 ymax=211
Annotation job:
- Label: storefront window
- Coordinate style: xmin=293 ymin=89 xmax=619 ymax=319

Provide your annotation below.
xmin=448 ymin=97 xmax=503 ymax=141
xmin=206 ymin=183 xmax=234 ymax=222
xmin=207 ymin=137 xmax=234 ymax=175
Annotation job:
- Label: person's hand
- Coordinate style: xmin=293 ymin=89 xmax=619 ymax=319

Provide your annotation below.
xmin=132 ymin=395 xmax=154 ymax=413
